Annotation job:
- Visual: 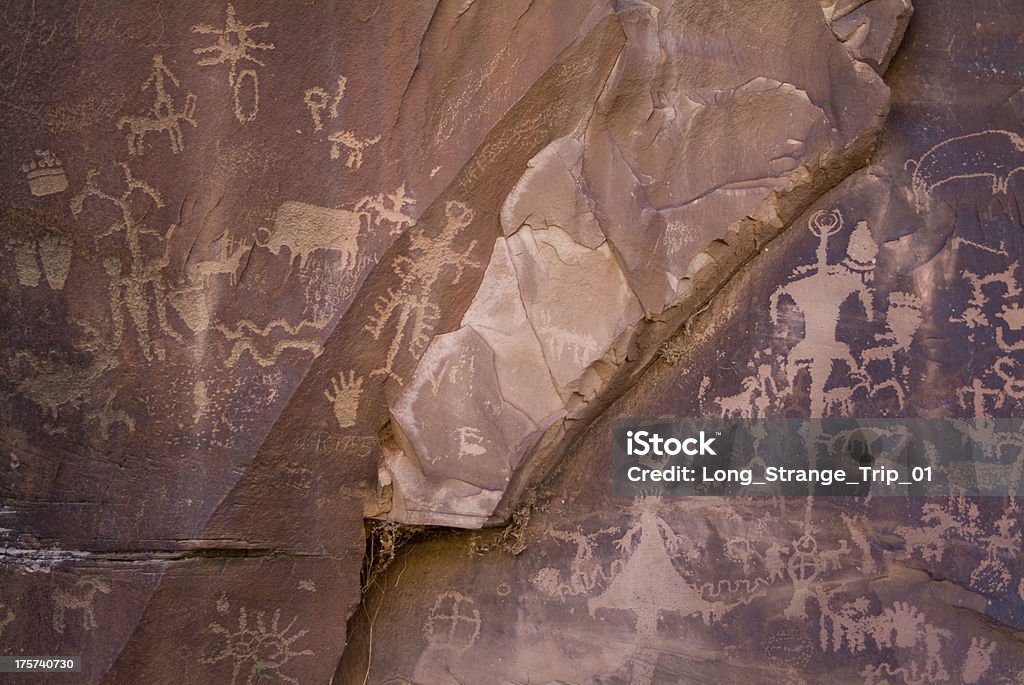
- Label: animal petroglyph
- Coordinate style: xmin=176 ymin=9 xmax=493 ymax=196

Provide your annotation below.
xmin=423 ymin=591 xmax=481 ymax=653
xmin=323 ymin=370 xmax=363 ymax=429
xmin=327 ymin=130 xmax=380 ymax=169
xmin=365 ymin=200 xmax=479 ymax=381
xmin=53 ymin=577 xmax=111 ymax=634
xmin=20 ymin=149 xmax=67 ymax=196
xmin=187 ymin=236 xmax=252 ymax=288
xmin=192 ymin=3 xmax=274 ymax=123
xmin=907 ymin=129 xmax=1024 ymax=210
xmin=303 ymin=75 xmax=380 ymax=167
xmin=202 ymin=606 xmax=313 ymax=685
xmin=118 ymin=54 xmax=197 ymax=156
xmin=257 ymin=186 xmax=414 ymax=271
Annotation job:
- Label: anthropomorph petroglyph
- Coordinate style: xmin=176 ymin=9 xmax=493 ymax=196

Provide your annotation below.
xmin=323 ymin=370 xmax=363 ymax=429
xmin=365 ymin=200 xmax=480 ymax=381
xmin=20 ymin=149 xmax=67 ymax=196
xmin=71 ymin=163 xmax=189 ymax=360
xmin=118 ymin=54 xmax=197 ymax=156
xmin=192 ymin=3 xmax=274 ymax=123
xmin=769 ymin=209 xmax=877 ymax=416
xmin=907 ymin=129 xmax=1024 ymax=211
xmin=202 ymin=606 xmax=313 ymax=685
xmin=53 ymin=577 xmax=112 ymax=634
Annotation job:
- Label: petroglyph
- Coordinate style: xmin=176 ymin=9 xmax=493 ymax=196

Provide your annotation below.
xmin=216 ymin=319 xmax=324 ymax=368
xmin=303 ymin=76 xmax=346 ymax=133
xmin=257 ymin=187 xmax=413 ymax=271
xmin=192 ymin=4 xmax=274 ymax=123
xmin=323 ymin=370 xmax=363 ymax=429
xmin=118 ymin=54 xmax=196 ymax=156
xmin=0 ymin=604 xmax=13 ymax=639
xmin=202 ymin=606 xmax=313 ymax=685
xmin=20 ymin=149 xmax=67 ymax=196
xmin=907 ymin=129 xmax=1024 ymax=211
xmin=187 ymin=236 xmax=252 ymax=288
xmin=365 ymin=200 xmax=480 ymax=381
xmin=53 ymin=577 xmax=111 ymax=634
xmin=71 ymin=163 xmax=188 ymax=360
xmin=327 ymin=130 xmax=380 ymax=169
xmin=423 ymin=591 xmax=481 ymax=653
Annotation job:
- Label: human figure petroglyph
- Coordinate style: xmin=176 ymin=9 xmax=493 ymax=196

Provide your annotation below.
xmin=770 ymin=209 xmax=876 ymax=416
xmin=323 ymin=370 xmax=363 ymax=429
xmin=71 ymin=163 xmax=187 ymax=360
xmin=20 ymin=148 xmax=67 ymax=196
xmin=907 ymin=129 xmax=1024 ymax=211
xmin=192 ymin=4 xmax=274 ymax=123
xmin=118 ymin=54 xmax=196 ymax=156
xmin=366 ymin=200 xmax=480 ymax=382
xmin=53 ymin=577 xmax=111 ymax=634
xmin=202 ymin=606 xmax=313 ymax=685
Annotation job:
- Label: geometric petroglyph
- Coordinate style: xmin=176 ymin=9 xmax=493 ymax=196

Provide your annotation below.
xmin=52 ymin=577 xmax=112 ymax=634
xmin=907 ymin=129 xmax=1024 ymax=211
xmin=423 ymin=591 xmax=481 ymax=654
xmin=323 ymin=370 xmax=363 ymax=429
xmin=202 ymin=605 xmax=314 ymax=685
xmin=20 ymin=149 xmax=67 ymax=196
xmin=192 ymin=3 xmax=274 ymax=124
xmin=216 ymin=319 xmax=324 ymax=368
xmin=118 ymin=54 xmax=197 ymax=156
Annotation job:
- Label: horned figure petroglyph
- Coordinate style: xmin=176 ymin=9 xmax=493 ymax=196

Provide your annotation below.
xmin=769 ymin=209 xmax=876 ymax=416
xmin=907 ymin=129 xmax=1024 ymax=211
xmin=52 ymin=577 xmax=112 ymax=634
xmin=257 ymin=186 xmax=414 ymax=271
xmin=118 ymin=54 xmax=197 ymax=156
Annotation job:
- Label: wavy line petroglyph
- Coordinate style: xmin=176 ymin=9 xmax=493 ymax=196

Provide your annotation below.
xmin=118 ymin=54 xmax=196 ymax=156
xmin=192 ymin=3 xmax=274 ymax=124
xmin=907 ymin=129 xmax=1024 ymax=211
xmin=216 ymin=319 xmax=324 ymax=368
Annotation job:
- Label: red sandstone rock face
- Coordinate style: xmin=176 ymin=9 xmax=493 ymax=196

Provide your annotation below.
xmin=1 ymin=0 xmax=1022 ymax=683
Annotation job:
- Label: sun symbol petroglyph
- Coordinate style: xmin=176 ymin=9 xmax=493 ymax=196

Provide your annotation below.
xmin=323 ymin=370 xmax=363 ymax=429
xmin=53 ymin=577 xmax=111 ymax=634
xmin=20 ymin=149 xmax=67 ymax=196
xmin=192 ymin=3 xmax=274 ymax=123
xmin=118 ymin=54 xmax=197 ymax=156
xmin=423 ymin=591 xmax=481 ymax=653
xmin=365 ymin=200 xmax=480 ymax=382
xmin=906 ymin=129 xmax=1024 ymax=211
xmin=202 ymin=606 xmax=313 ymax=685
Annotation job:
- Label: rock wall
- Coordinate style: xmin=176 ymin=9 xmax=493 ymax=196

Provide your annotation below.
xmin=1 ymin=1 xmax=1022 ymax=684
